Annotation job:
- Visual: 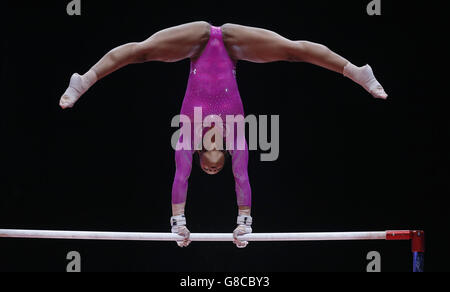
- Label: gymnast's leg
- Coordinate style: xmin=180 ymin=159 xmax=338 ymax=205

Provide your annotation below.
xmin=60 ymin=21 xmax=211 ymax=108
xmin=221 ymin=23 xmax=388 ymax=99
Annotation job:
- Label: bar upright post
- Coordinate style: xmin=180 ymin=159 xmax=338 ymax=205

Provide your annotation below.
xmin=411 ymin=230 xmax=425 ymax=272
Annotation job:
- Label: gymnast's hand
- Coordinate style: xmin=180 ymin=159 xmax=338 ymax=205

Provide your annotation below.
xmin=170 ymin=214 xmax=191 ymax=248
xmin=233 ymin=215 xmax=253 ymax=248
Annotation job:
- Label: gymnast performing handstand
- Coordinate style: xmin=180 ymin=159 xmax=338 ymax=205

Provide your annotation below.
xmin=60 ymin=21 xmax=387 ymax=249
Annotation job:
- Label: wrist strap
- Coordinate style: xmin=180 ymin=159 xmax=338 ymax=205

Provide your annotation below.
xmin=237 ymin=215 xmax=252 ymax=226
xmin=170 ymin=214 xmax=186 ymax=227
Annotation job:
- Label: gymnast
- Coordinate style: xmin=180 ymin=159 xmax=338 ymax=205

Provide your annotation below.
xmin=60 ymin=21 xmax=387 ymax=248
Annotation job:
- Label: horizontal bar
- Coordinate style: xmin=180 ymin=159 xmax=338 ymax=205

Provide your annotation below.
xmin=0 ymin=229 xmax=390 ymax=242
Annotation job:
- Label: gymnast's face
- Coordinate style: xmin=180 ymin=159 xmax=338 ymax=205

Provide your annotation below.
xmin=198 ymin=125 xmax=225 ymax=175
xmin=199 ymin=150 xmax=225 ymax=175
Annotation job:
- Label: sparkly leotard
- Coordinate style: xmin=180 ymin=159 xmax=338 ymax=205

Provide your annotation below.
xmin=171 ymin=25 xmax=252 ymax=207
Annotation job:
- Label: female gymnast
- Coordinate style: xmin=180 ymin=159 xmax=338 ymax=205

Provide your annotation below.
xmin=60 ymin=21 xmax=387 ymax=248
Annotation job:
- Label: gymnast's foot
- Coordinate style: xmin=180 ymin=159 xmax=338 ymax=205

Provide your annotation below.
xmin=60 ymin=70 xmax=97 ymax=109
xmin=343 ymin=63 xmax=388 ymax=99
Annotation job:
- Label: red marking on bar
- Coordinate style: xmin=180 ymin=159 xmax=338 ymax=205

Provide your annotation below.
xmin=386 ymin=230 xmax=425 ymax=253
xmin=386 ymin=230 xmax=412 ymax=240
xmin=411 ymin=230 xmax=425 ymax=253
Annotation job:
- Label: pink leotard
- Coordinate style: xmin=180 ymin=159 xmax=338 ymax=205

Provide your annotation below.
xmin=171 ymin=25 xmax=252 ymax=207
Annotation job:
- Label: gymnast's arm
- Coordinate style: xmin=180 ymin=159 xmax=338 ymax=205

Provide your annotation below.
xmin=60 ymin=21 xmax=211 ymax=109
xmin=170 ymin=149 xmax=194 ymax=248
xmin=229 ymin=147 xmax=253 ymax=248
xmin=221 ymin=23 xmax=387 ymax=99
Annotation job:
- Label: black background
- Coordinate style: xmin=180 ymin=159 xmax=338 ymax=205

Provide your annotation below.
xmin=1 ymin=0 xmax=447 ymax=272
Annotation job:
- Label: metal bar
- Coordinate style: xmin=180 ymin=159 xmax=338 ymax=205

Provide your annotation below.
xmin=0 ymin=229 xmax=388 ymax=242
